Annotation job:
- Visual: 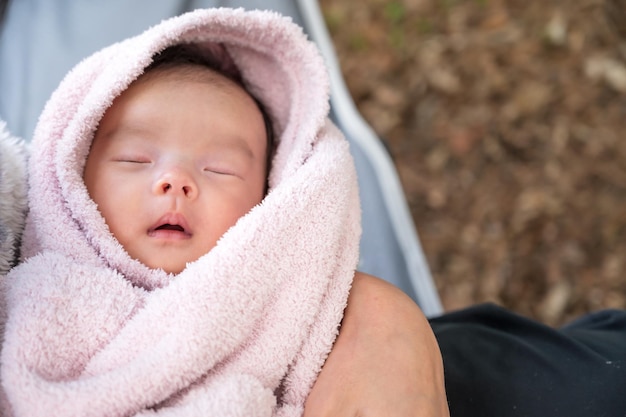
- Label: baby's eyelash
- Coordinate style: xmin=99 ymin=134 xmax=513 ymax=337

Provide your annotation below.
xmin=203 ymin=167 xmax=235 ymax=175
xmin=114 ymin=157 xmax=151 ymax=163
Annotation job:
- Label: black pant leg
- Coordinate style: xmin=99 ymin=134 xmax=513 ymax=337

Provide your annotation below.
xmin=429 ymin=304 xmax=626 ymax=417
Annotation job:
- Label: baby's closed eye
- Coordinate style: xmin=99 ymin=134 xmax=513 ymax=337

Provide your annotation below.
xmin=203 ymin=165 xmax=239 ymax=176
xmin=112 ymin=153 xmax=152 ymax=164
xmin=115 ymin=158 xmax=151 ymax=164
xmin=201 ymin=154 xmax=247 ymax=178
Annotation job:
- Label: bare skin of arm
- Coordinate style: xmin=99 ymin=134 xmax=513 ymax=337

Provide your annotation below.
xmin=304 ymin=272 xmax=449 ymax=417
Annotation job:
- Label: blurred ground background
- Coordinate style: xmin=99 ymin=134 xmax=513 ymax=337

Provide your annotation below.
xmin=319 ymin=0 xmax=626 ymax=326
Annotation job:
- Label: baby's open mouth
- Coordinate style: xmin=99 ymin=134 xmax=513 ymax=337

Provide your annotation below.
xmin=155 ymin=224 xmax=185 ymax=232
xmin=149 ymin=214 xmax=192 ymax=238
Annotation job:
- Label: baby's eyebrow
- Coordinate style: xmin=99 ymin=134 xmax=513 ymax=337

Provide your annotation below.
xmin=96 ymin=123 xmax=152 ymax=143
xmin=211 ymin=135 xmax=256 ymax=160
xmin=100 ymin=123 xmax=258 ymax=160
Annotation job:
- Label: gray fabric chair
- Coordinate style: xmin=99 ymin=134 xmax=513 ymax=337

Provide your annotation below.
xmin=0 ymin=0 xmax=442 ymax=316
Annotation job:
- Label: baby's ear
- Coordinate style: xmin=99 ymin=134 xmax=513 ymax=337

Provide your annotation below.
xmin=0 ymin=121 xmax=29 ymax=275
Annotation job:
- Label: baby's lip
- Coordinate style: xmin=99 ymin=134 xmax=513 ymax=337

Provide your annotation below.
xmin=148 ymin=213 xmax=192 ymax=238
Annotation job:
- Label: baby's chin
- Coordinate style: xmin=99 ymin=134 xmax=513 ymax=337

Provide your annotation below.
xmin=161 ymin=266 xmax=186 ymax=275
xmin=143 ymin=259 xmax=188 ymax=275
xmin=134 ymin=242 xmax=218 ymax=275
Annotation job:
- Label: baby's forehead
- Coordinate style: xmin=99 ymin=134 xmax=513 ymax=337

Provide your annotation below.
xmin=135 ymin=62 xmax=275 ymax=169
xmin=92 ymin=68 xmax=268 ymax=154
xmin=89 ymin=50 xmax=275 ymax=180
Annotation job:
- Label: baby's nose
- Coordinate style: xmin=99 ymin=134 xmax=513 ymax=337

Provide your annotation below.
xmin=153 ymin=167 xmax=198 ymax=199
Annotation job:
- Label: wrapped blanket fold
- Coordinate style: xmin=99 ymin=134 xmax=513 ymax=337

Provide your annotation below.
xmin=1 ymin=8 xmax=361 ymax=417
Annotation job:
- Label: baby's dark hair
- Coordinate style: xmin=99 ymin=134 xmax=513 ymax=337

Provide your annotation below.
xmin=144 ymin=43 xmax=275 ymax=191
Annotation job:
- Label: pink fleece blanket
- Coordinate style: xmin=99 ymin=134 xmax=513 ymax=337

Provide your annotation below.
xmin=1 ymin=8 xmax=361 ymax=416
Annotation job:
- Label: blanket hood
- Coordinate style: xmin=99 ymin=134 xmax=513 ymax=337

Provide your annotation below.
xmin=23 ymin=8 xmax=335 ymax=287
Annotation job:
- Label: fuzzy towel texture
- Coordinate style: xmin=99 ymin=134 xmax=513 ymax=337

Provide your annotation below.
xmin=1 ymin=8 xmax=361 ymax=417
xmin=0 ymin=122 xmax=28 ymax=277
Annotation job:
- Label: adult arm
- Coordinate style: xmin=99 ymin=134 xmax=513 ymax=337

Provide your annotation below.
xmin=304 ymin=272 xmax=449 ymax=417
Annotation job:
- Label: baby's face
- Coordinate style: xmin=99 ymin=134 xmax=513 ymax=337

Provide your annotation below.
xmin=84 ymin=68 xmax=268 ymax=274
